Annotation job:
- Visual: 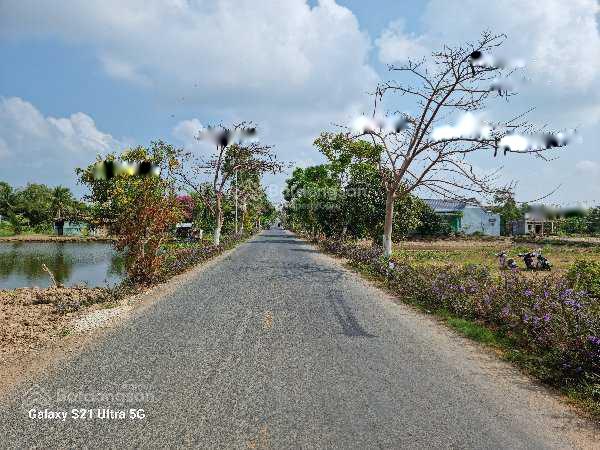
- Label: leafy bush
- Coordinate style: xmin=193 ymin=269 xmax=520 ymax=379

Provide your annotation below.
xmin=556 ymin=217 xmax=588 ymax=235
xmin=0 ymin=221 xmax=14 ymax=237
xmin=587 ymin=207 xmax=600 ymax=234
xmin=568 ymin=259 xmax=600 ymax=298
xmin=413 ymin=205 xmax=452 ymax=237
xmin=161 ymin=232 xmax=251 ymax=280
xmin=78 ymin=143 xmax=184 ymax=284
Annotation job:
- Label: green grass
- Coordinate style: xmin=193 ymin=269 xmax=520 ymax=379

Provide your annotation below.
xmin=444 ymin=316 xmax=499 ymax=344
xmin=58 ymin=327 xmax=72 ymax=337
xmin=392 ymin=239 xmax=600 ymax=274
xmin=0 ymin=222 xmax=14 ymax=237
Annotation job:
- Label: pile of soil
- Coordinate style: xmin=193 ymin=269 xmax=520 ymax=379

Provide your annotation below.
xmin=0 ymin=286 xmax=112 ymax=360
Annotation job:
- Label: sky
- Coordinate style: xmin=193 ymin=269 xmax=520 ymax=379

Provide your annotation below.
xmin=0 ymin=0 xmax=599 ymax=206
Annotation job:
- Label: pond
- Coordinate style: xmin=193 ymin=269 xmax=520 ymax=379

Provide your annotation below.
xmin=0 ymin=242 xmax=125 ymax=289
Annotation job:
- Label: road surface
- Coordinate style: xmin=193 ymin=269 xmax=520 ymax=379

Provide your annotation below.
xmin=0 ymin=230 xmax=596 ymax=448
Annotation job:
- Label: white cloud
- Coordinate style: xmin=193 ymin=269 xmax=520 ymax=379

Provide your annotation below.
xmin=173 ymin=119 xmax=204 ymax=147
xmin=376 ymin=0 xmax=600 ymax=91
xmin=576 ymin=159 xmax=600 ymax=174
xmin=0 ymin=0 xmax=378 ymax=195
xmin=375 ymin=19 xmax=429 ymax=64
xmin=99 ymin=54 xmax=151 ymax=86
xmin=0 ymin=0 xmax=376 ymax=111
xmin=0 ymin=97 xmax=121 ymax=189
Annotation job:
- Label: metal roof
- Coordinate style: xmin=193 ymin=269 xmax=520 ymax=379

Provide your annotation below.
xmin=422 ymin=198 xmax=466 ymax=213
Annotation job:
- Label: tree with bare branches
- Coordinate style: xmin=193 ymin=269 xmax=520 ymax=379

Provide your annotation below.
xmin=336 ymin=32 xmax=570 ymax=256
xmin=172 ymin=123 xmax=283 ymax=245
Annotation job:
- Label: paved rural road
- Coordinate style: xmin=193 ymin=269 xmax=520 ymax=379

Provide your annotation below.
xmin=0 ymin=230 xmax=596 ymax=449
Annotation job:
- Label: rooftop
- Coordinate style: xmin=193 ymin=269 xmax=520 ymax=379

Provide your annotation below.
xmin=422 ymin=198 xmax=467 ymax=213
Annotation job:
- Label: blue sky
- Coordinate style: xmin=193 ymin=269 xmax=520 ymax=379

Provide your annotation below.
xmin=1 ymin=0 xmax=599 ymax=206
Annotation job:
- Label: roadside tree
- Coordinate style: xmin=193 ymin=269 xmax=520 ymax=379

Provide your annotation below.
xmin=338 ymin=32 xmax=571 ymax=255
xmin=172 ymin=123 xmax=283 ymax=245
xmin=77 ymin=141 xmax=183 ymax=284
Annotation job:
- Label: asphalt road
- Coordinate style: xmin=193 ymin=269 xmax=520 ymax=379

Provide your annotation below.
xmin=0 ymin=230 xmax=595 ymax=448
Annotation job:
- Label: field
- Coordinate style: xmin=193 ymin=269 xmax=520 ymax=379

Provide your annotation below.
xmin=391 ymin=237 xmax=600 ymax=274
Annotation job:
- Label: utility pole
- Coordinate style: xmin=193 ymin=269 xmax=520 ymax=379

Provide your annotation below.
xmin=234 ymin=169 xmax=238 ymax=234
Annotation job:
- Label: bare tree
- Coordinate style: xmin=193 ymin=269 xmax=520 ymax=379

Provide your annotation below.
xmin=172 ymin=122 xmax=283 ymax=245
xmin=348 ymin=32 xmax=569 ymax=256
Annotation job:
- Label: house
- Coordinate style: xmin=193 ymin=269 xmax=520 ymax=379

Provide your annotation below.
xmin=422 ymin=199 xmax=501 ymax=236
xmin=509 ymin=218 xmax=555 ymax=236
xmin=175 ymin=222 xmax=194 ymax=240
xmin=54 ymin=220 xmax=86 ymax=236
xmin=88 ymin=224 xmax=110 ymax=238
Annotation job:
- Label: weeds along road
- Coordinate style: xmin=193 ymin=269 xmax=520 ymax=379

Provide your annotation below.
xmin=0 ymin=229 xmax=596 ymax=449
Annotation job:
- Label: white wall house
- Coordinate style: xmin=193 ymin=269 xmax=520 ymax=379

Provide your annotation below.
xmin=422 ymin=199 xmax=501 ymax=236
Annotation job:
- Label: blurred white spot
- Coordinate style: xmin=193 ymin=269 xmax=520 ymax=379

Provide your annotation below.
xmin=432 ymin=113 xmax=491 ymax=140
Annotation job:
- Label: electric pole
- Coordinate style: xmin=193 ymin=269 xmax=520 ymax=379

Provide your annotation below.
xmin=234 ymin=169 xmax=238 ymax=234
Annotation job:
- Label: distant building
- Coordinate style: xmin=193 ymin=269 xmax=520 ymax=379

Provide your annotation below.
xmin=54 ymin=220 xmax=85 ymax=236
xmin=175 ymin=222 xmax=194 ymax=240
xmin=509 ymin=218 xmax=555 ymax=236
xmin=422 ymin=199 xmax=501 ymax=236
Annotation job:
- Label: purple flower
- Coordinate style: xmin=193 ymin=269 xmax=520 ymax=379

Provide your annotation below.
xmin=564 ymin=300 xmax=583 ymax=310
xmin=560 ymin=288 xmax=574 ymax=299
xmin=543 ymin=313 xmax=551 ymax=322
xmin=524 ymin=289 xmax=533 ymax=297
xmin=501 ymin=306 xmax=511 ymax=317
xmin=588 ymin=336 xmax=600 ymax=346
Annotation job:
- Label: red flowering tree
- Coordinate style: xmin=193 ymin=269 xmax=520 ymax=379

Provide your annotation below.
xmin=177 ymin=194 xmax=195 ymax=222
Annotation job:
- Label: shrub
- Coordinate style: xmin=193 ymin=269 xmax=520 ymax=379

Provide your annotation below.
xmin=568 ymin=259 xmax=600 ymax=298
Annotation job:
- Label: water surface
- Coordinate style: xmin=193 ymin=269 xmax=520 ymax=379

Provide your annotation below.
xmin=0 ymin=242 xmax=124 ymax=289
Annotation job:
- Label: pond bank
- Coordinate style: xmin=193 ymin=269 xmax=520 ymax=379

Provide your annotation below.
xmin=0 ymin=286 xmax=114 ymax=362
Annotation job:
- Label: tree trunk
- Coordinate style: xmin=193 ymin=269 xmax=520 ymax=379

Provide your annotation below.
xmin=214 ymin=225 xmax=221 ymax=246
xmin=240 ymin=204 xmax=246 ymax=233
xmin=214 ymin=194 xmax=223 ymax=246
xmin=382 ymin=190 xmax=395 ymax=257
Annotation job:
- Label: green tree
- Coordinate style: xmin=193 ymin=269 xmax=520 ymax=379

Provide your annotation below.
xmin=343 ymin=163 xmax=423 ymax=241
xmin=77 ymin=141 xmax=183 ymax=283
xmin=172 ymin=123 xmax=283 ymax=245
xmin=0 ymin=181 xmax=14 ymax=218
xmin=413 ymin=206 xmax=452 ymax=236
xmin=283 ymin=165 xmax=343 ymax=237
xmin=50 ymin=186 xmax=80 ymax=221
xmin=586 ymin=207 xmax=600 ymax=234
xmin=491 ymin=190 xmax=525 ymax=236
xmin=13 ymin=183 xmax=53 ymax=226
